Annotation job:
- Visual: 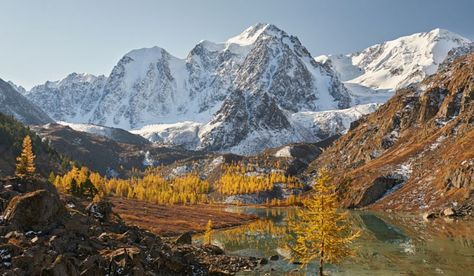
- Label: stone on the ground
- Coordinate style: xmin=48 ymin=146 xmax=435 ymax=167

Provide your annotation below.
xmin=4 ymin=189 xmax=64 ymax=231
xmin=175 ymin=231 xmax=192 ymax=245
xmin=443 ymin=208 xmax=456 ymax=217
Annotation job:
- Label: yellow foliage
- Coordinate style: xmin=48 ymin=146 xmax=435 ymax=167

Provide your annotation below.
xmin=287 ymin=169 xmax=359 ymax=275
xmin=217 ymin=163 xmax=302 ymax=196
xmin=15 ymin=135 xmax=36 ymax=177
xmin=54 ymin=161 xmax=303 ymax=206
xmin=54 ymin=167 xmax=210 ymax=205
xmin=204 ymin=219 xmax=213 ymax=245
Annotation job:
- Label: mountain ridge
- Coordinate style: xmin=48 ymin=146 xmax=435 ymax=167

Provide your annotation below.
xmin=21 ymin=25 xmax=472 ymax=154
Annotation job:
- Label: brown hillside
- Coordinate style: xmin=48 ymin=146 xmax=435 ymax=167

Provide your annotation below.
xmin=308 ymin=53 xmax=474 ymax=213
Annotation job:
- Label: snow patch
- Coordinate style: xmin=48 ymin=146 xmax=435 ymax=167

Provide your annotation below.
xmin=274 ymin=146 xmax=292 ymax=158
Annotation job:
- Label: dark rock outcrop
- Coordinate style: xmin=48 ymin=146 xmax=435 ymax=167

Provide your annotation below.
xmin=4 ymin=189 xmax=64 ymax=231
xmin=356 ymin=176 xmax=404 ymax=207
xmin=175 ymin=231 xmax=193 ymax=245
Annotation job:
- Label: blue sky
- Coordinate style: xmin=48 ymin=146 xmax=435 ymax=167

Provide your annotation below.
xmin=1 ymin=0 xmax=473 ymax=89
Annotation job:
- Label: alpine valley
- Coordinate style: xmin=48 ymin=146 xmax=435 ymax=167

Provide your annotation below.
xmin=0 ymin=21 xmax=473 ymax=276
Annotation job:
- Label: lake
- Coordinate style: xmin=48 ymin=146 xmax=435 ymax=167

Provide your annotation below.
xmin=196 ymin=206 xmax=474 ymax=275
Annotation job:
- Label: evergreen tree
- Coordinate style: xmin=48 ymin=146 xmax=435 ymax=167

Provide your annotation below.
xmin=204 ymin=219 xmax=213 ymax=245
xmin=287 ymin=169 xmax=359 ymax=276
xmin=15 ymin=135 xmax=36 ymax=177
xmin=80 ymin=178 xmax=98 ymax=198
xmin=48 ymin=171 xmax=56 ymax=184
xmin=68 ymin=178 xmax=80 ymax=196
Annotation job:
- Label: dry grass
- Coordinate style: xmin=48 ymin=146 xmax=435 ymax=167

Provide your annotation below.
xmin=110 ymin=197 xmax=256 ymax=236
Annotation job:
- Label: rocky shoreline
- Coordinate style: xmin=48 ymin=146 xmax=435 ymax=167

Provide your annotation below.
xmin=0 ymin=177 xmax=260 ymax=275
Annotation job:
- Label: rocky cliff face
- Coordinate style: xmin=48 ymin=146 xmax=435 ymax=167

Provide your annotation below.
xmin=308 ymin=52 xmax=474 ymax=212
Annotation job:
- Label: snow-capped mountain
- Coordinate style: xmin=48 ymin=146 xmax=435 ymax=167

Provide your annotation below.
xmin=7 ymin=81 xmax=27 ymax=95
xmin=0 ymin=78 xmax=54 ymax=125
xmin=316 ymin=28 xmax=471 ymax=104
xmin=25 ymin=23 xmax=352 ymax=154
xmin=27 ymin=73 xmax=107 ymax=122
xmin=131 ymin=103 xmax=379 ymax=155
xmin=23 ymin=25 xmax=471 ymax=155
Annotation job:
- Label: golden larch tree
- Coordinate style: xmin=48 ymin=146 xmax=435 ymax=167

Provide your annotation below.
xmin=204 ymin=219 xmax=213 ymax=245
xmin=287 ymin=169 xmax=359 ymax=276
xmin=15 ymin=135 xmax=36 ymax=177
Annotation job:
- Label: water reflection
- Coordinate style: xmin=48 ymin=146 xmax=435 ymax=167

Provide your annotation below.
xmin=196 ymin=207 xmax=474 ymax=275
xmin=358 ymin=213 xmax=407 ymax=243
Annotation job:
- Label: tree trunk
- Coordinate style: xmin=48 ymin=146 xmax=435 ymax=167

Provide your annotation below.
xmin=319 ymin=258 xmax=323 ymax=276
xmin=319 ymin=247 xmax=324 ymax=276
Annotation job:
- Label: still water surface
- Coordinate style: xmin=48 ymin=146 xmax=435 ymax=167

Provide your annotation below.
xmin=197 ymin=206 xmax=474 ymax=275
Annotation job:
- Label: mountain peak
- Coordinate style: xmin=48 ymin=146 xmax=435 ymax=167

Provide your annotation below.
xmin=226 ymin=23 xmax=285 ymax=46
xmin=124 ymin=46 xmax=170 ymax=61
xmin=62 ymin=72 xmax=101 ymax=83
xmin=423 ymin=28 xmax=470 ymax=43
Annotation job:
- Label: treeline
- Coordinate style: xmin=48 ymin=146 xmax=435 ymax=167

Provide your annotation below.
xmin=217 ymin=163 xmax=302 ymax=195
xmin=53 ymin=161 xmax=303 ymax=206
xmin=53 ymin=166 xmax=210 ymax=205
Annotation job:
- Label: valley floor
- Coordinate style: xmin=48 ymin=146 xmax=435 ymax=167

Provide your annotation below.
xmin=109 ymin=197 xmax=257 ymax=236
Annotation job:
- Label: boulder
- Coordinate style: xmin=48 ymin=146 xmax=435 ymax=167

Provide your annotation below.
xmin=203 ymin=244 xmax=224 ymax=255
xmin=270 ymin=254 xmax=279 ymax=261
xmin=208 ymin=267 xmax=232 ymax=276
xmin=3 ymin=189 xmax=64 ymax=231
xmin=160 ymin=254 xmax=187 ymax=273
xmin=442 ymin=208 xmax=456 ymax=217
xmin=175 ymin=232 xmax=192 ymax=245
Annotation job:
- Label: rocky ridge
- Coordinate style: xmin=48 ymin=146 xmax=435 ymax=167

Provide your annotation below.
xmin=0 ymin=79 xmax=53 ymax=125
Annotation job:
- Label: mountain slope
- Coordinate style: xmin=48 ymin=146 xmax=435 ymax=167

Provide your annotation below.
xmin=316 ymin=28 xmax=472 ymax=104
xmin=308 ymin=52 xmax=474 ymax=212
xmin=0 ymin=113 xmax=61 ymax=177
xmin=56 ymin=122 xmax=149 ymax=145
xmin=31 ymin=123 xmax=207 ymax=177
xmin=0 ymin=78 xmax=54 ymax=125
